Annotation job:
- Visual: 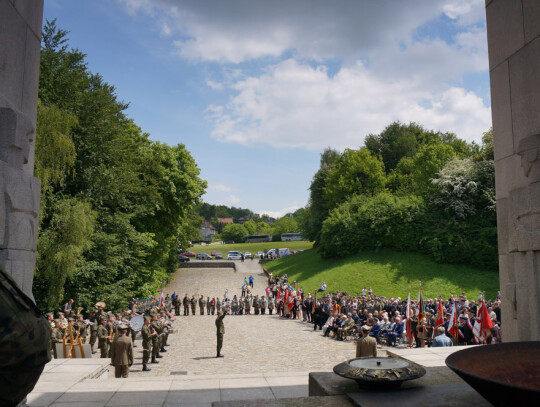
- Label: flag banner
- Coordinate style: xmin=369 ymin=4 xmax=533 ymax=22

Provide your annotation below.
xmin=448 ymin=303 xmax=458 ymax=338
xmin=406 ymin=291 xmax=414 ymax=341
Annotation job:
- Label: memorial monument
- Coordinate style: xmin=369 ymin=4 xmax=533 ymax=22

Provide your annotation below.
xmin=487 ymin=0 xmax=540 ymax=342
xmin=0 ymin=0 xmax=44 ymax=301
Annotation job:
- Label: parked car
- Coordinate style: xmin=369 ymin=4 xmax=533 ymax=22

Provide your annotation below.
xmin=227 ymin=251 xmax=242 ymax=260
xmin=178 ymin=255 xmax=190 ymax=263
xmin=196 ymin=252 xmax=213 ymax=260
xmin=256 ymin=251 xmax=264 ymax=258
xmin=215 ymin=252 xmax=223 ymax=259
xmin=181 ymin=251 xmax=197 ymax=257
xmin=244 ymin=251 xmax=253 ymax=259
xmin=211 ymin=250 xmax=217 ymax=256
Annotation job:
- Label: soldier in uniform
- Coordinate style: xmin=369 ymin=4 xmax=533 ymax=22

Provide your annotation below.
xmin=107 ymin=315 xmax=117 ymax=357
xmin=215 ymin=310 xmax=226 ymax=357
xmin=199 ymin=295 xmax=206 ymax=315
xmin=190 ymin=295 xmax=197 ymax=315
xmin=97 ymin=317 xmax=110 ymax=358
xmin=253 ymin=295 xmax=260 ymax=315
xmin=141 ymin=316 xmax=156 ymax=371
xmin=216 ymin=298 xmax=222 ymax=313
xmin=243 ymin=296 xmax=250 ymax=315
xmin=183 ymin=293 xmax=190 ymax=316
xmin=356 ymin=325 xmax=377 ymax=357
xmin=46 ymin=312 xmax=54 ymax=329
xmin=74 ymin=314 xmax=87 ymax=343
xmin=206 ymin=296 xmax=212 ymax=315
xmin=50 ymin=319 xmax=64 ymax=358
xmin=150 ymin=313 xmax=163 ymax=362
xmin=88 ymin=310 xmax=98 ymax=353
xmin=172 ymin=295 xmax=180 ymax=316
xmin=110 ymin=325 xmax=133 ymax=378
xmin=159 ymin=311 xmax=170 ymax=352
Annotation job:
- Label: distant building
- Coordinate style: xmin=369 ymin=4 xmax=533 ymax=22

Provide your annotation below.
xmin=238 ymin=216 xmax=250 ymax=224
xmin=200 ymin=220 xmax=216 ymax=242
xmin=217 ymin=217 xmax=234 ymax=224
xmin=281 ymin=232 xmax=305 ymax=241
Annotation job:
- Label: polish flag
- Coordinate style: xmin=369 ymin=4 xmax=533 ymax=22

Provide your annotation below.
xmin=473 ymin=300 xmax=494 ymax=343
xmin=448 ymin=303 xmax=459 ymax=337
xmin=406 ymin=292 xmax=414 ymax=342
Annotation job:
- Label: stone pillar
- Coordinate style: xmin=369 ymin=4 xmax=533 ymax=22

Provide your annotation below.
xmin=0 ymin=0 xmax=44 ymax=300
xmin=486 ymin=0 xmax=540 ymax=341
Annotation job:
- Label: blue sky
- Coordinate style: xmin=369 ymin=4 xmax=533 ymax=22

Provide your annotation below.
xmin=44 ymin=0 xmax=491 ymax=217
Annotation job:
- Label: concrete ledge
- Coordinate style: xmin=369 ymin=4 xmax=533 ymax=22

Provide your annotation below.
xmin=179 ymin=261 xmax=236 ymax=269
xmin=212 ymin=395 xmax=354 ymax=407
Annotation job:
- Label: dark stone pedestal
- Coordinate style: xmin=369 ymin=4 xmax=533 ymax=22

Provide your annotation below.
xmin=212 ymin=395 xmax=354 ymax=407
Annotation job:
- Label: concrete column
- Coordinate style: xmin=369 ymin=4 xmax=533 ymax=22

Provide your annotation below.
xmin=486 ymin=0 xmax=540 ymax=341
xmin=0 ymin=0 xmax=44 ymax=300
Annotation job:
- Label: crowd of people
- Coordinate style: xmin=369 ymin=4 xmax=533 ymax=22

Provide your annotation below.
xmin=48 ymin=271 xmax=502 ymax=377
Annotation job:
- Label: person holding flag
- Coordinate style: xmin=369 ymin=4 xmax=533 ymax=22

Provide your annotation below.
xmin=405 ymin=291 xmax=414 ymax=347
xmin=473 ymin=294 xmax=493 ymax=344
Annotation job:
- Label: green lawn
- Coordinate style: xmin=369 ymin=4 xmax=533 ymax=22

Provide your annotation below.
xmin=189 ymin=241 xmax=314 ymax=255
xmin=264 ymin=248 xmax=499 ymax=301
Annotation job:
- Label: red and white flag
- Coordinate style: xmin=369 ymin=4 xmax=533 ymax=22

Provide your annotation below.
xmin=473 ymin=299 xmax=493 ymax=343
xmin=448 ymin=302 xmax=459 ymax=338
xmin=406 ymin=291 xmax=414 ymax=342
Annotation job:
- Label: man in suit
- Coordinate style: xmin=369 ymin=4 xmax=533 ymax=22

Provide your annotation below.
xmin=216 ymin=310 xmax=226 ymax=357
xmin=384 ymin=317 xmax=404 ymax=347
xmin=110 ymin=325 xmax=134 ymax=378
xmin=356 ymin=325 xmax=377 ymax=357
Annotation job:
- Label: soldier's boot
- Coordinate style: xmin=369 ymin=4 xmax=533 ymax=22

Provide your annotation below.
xmin=143 ymin=365 xmax=151 ymax=371
xmin=156 ymin=353 xmax=163 ymax=358
xmin=160 ymin=347 xmax=167 ymax=352
xmin=151 ymin=357 xmax=159 ymax=364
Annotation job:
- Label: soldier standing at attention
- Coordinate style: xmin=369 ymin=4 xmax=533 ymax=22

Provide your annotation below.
xmin=210 ymin=297 xmax=216 ymax=315
xmin=199 ymin=295 xmax=206 ymax=315
xmin=217 ymin=297 xmax=222 ymax=313
xmin=150 ymin=314 xmax=163 ymax=362
xmin=97 ymin=317 xmax=110 ymax=358
xmin=190 ymin=295 xmax=197 ymax=315
xmin=216 ymin=310 xmax=226 ymax=358
xmin=183 ymin=293 xmax=190 ymax=316
xmin=141 ymin=316 xmax=156 ymax=371
xmin=50 ymin=319 xmax=64 ymax=358
xmin=110 ymin=325 xmax=133 ymax=378
xmin=206 ymin=296 xmax=212 ymax=315
xmin=260 ymin=296 xmax=267 ymax=315
xmin=89 ymin=311 xmax=98 ymax=353
xmin=356 ymin=325 xmax=377 ymax=357
xmin=253 ymin=295 xmax=260 ymax=315
xmin=74 ymin=314 xmax=87 ymax=343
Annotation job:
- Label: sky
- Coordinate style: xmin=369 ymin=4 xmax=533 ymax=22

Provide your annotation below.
xmin=44 ymin=0 xmax=491 ymax=218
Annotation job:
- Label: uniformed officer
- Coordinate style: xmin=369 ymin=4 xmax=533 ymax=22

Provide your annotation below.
xmin=199 ymin=295 xmax=206 ymax=315
xmin=216 ymin=298 xmax=221 ymax=313
xmin=110 ymin=325 xmax=133 ymax=378
xmin=216 ymin=310 xmax=226 ymax=358
xmin=206 ymin=296 xmax=212 ymax=315
xmin=253 ymin=295 xmax=260 ymax=315
xmin=74 ymin=314 xmax=87 ymax=343
xmin=190 ymin=295 xmax=197 ymax=315
xmin=141 ymin=316 xmax=156 ymax=371
xmin=97 ymin=317 xmax=110 ymax=358
xmin=150 ymin=313 xmax=163 ymax=362
xmin=183 ymin=294 xmax=190 ymax=316
xmin=50 ymin=319 xmax=64 ymax=358
xmin=88 ymin=310 xmax=98 ymax=353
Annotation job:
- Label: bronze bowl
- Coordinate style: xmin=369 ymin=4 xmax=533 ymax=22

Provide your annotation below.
xmin=445 ymin=341 xmax=540 ymax=406
xmin=333 ymin=357 xmax=426 ymax=390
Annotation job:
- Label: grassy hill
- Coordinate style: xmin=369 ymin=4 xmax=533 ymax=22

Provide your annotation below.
xmin=189 ymin=241 xmax=314 ymax=255
xmin=264 ymin=248 xmax=499 ymax=301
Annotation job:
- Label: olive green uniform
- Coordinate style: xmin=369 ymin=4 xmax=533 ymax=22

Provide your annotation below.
xmin=183 ymin=295 xmax=190 ymax=315
xmin=199 ymin=297 xmax=206 ymax=315
xmin=74 ymin=321 xmax=87 ymax=343
xmin=97 ymin=324 xmax=109 ymax=358
xmin=190 ymin=297 xmax=196 ymax=315
xmin=150 ymin=319 xmax=162 ymax=359
xmin=141 ymin=323 xmax=153 ymax=367
xmin=51 ymin=327 xmax=64 ymax=358
xmin=215 ymin=313 xmax=225 ymax=356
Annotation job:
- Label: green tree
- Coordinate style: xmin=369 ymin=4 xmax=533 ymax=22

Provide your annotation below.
xmin=221 ymin=224 xmax=248 ymax=243
xmin=323 ymin=148 xmax=386 ymax=209
xmin=272 ymin=217 xmax=299 ymax=241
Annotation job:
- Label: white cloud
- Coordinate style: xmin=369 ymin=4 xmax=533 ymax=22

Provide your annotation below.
xmin=443 ymin=0 xmax=485 ymax=26
xmin=207 ymin=182 xmax=233 ymax=192
xmin=225 ymin=194 xmax=241 ymax=205
xmin=206 ymin=80 xmax=224 ymax=90
xmin=256 ymin=205 xmax=300 ymax=219
xmin=207 ymin=59 xmax=491 ymax=149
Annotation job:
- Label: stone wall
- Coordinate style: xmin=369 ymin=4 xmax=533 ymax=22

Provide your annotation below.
xmin=0 ymin=0 xmax=44 ymax=300
xmin=486 ymin=0 xmax=540 ymax=341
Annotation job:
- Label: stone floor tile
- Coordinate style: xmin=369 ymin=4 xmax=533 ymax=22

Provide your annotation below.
xmin=219 ymin=378 xmax=268 ymax=389
xmin=119 ymin=380 xmax=172 ymax=392
xmin=26 ymin=392 xmax=63 ymax=407
xmin=170 ymin=379 xmax=220 ymax=390
xmin=166 ymin=388 xmax=221 ymax=403
xmin=270 ymin=384 xmax=309 ymax=399
xmin=56 ymin=390 xmax=115 ymax=403
xmin=220 ymin=387 xmax=275 ymax=401
xmin=50 ymin=402 xmax=106 ymax=407
xmin=106 ymin=391 xmax=168 ymax=406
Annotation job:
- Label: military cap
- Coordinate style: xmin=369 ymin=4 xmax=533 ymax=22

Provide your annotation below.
xmin=118 ymin=324 xmax=128 ymax=331
xmin=361 ymin=325 xmax=371 ymax=332
xmin=46 ymin=312 xmax=53 ymax=317
xmin=54 ymin=319 xmax=61 ymax=324
xmin=144 ymin=316 xmax=152 ymax=321
xmin=68 ymin=317 xmax=75 ymax=322
xmin=58 ymin=312 xmax=65 ymax=316
xmin=99 ymin=316 xmax=107 ymax=321
xmin=150 ymin=310 xmax=158 ymax=316
xmin=77 ymin=314 xmax=83 ymax=318
xmin=115 ymin=313 xmax=122 ymax=317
